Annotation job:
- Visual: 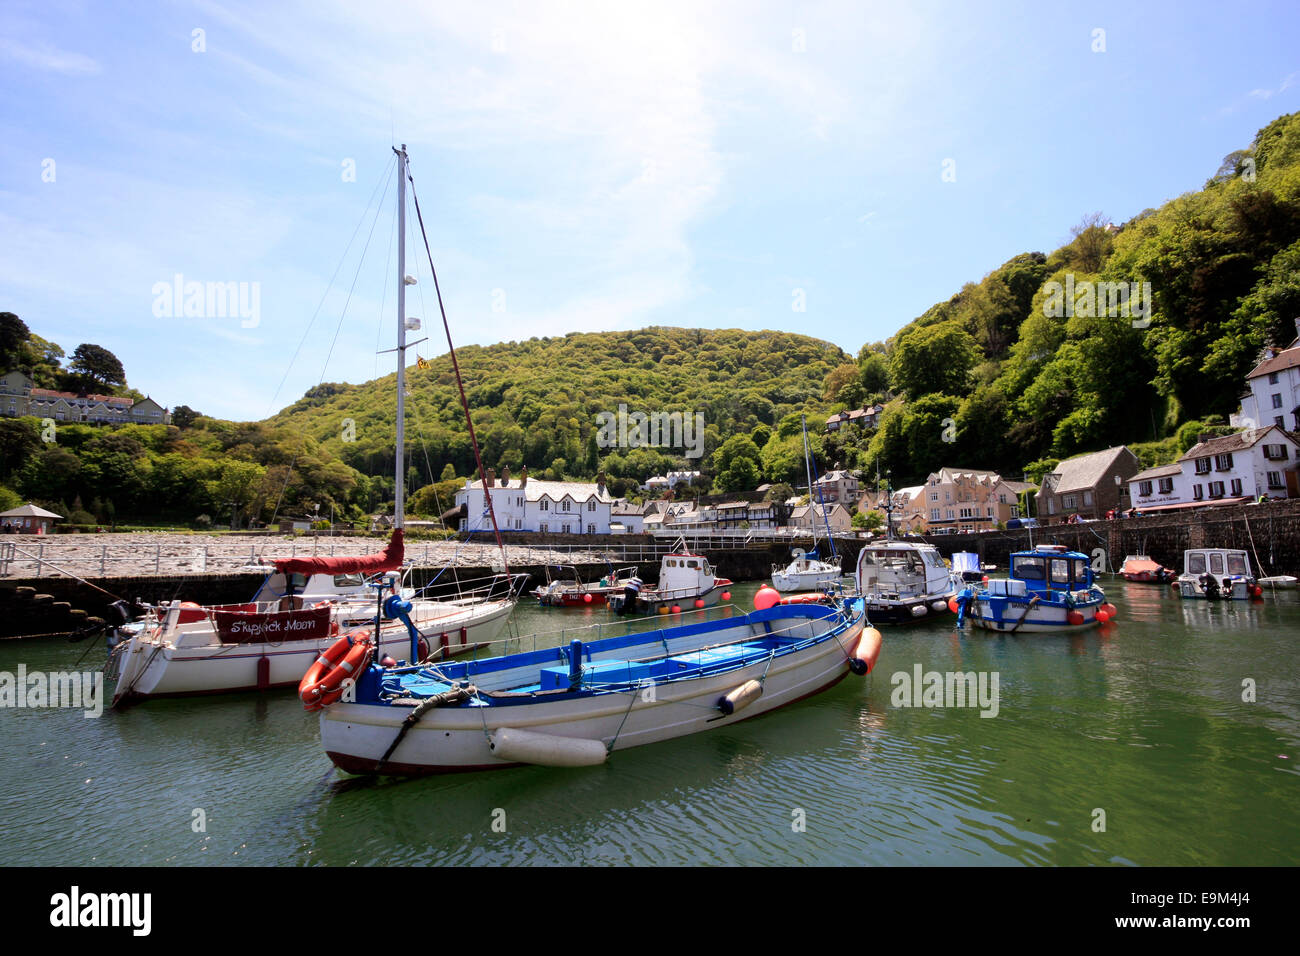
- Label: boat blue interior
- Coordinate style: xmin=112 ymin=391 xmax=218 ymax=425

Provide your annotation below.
xmin=362 ymin=603 xmax=852 ymax=706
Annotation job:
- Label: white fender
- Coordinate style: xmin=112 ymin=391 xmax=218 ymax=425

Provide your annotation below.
xmin=718 ymin=679 xmax=763 ymax=715
xmin=911 ymin=603 xmax=928 ymax=617
xmin=488 ymin=727 xmax=608 ymax=767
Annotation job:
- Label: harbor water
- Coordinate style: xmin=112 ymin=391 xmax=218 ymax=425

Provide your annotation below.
xmin=1 ymin=580 xmax=1297 ymax=866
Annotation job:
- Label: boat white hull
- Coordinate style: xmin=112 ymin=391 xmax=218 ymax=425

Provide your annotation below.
xmin=1173 ymin=576 xmax=1253 ymax=600
xmin=108 ymin=600 xmax=515 ymax=702
xmin=1259 ymin=575 xmax=1298 ymax=589
xmin=771 ymin=567 xmax=841 ymax=592
xmin=320 ymin=612 xmax=865 ymax=775
xmin=965 ymin=597 xmax=1102 ymax=633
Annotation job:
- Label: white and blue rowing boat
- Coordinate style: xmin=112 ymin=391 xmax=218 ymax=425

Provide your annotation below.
xmin=307 ymin=593 xmax=878 ymax=776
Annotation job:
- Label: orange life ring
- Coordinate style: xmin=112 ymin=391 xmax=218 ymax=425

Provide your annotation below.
xmin=299 ymin=630 xmax=373 ymax=711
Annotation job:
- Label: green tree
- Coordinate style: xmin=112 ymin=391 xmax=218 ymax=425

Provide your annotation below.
xmin=69 ymin=343 xmax=127 ymax=392
xmin=207 ymin=460 xmax=266 ymax=529
xmin=888 ymin=321 xmax=979 ymax=399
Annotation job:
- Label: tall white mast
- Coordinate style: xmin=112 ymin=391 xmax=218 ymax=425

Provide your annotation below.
xmin=395 ymin=144 xmax=407 ymax=530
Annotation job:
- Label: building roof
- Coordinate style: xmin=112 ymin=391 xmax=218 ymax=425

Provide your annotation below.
xmin=1131 ymin=462 xmax=1183 ymax=482
xmin=934 ymin=467 xmax=1001 ymax=483
xmin=1179 ymin=424 xmax=1295 ymax=461
xmin=465 ymin=478 xmax=614 ymax=503
xmin=0 ymin=503 xmax=63 ymax=519
xmin=28 ymin=388 xmax=133 ymax=405
xmin=1247 ymin=345 xmax=1300 ymax=380
xmin=999 ymin=480 xmax=1038 ymax=495
xmin=1042 ymin=446 xmax=1135 ymax=495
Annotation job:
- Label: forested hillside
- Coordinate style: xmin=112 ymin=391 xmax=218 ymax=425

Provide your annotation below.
xmin=826 ymin=111 xmax=1300 ymax=484
xmin=5 ymin=112 xmax=1299 ymax=526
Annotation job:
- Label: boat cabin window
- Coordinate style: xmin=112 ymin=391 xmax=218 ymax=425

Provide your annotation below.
xmin=922 ymin=551 xmax=945 ymax=568
xmin=1050 ymin=559 xmax=1071 ymax=584
xmin=1188 ymin=553 xmax=1206 ymax=574
xmin=686 ymin=559 xmax=698 ymax=569
xmin=288 ymin=573 xmax=308 ymax=591
xmin=1073 ymin=558 xmax=1088 ymax=581
xmin=1209 ymin=553 xmax=1225 ymax=575
xmin=333 ymin=574 xmax=365 ymax=588
xmin=1227 ymin=554 xmax=1247 ymax=575
xmin=1014 ymin=556 xmax=1046 ymax=580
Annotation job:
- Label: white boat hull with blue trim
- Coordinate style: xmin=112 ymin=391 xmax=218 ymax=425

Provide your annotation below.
xmin=317 ymin=602 xmax=870 ymax=776
xmin=955 ymin=544 xmax=1112 ymax=634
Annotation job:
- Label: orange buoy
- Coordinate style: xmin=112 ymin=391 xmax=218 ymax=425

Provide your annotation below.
xmin=1095 ymin=609 xmax=1110 ymax=623
xmin=754 ymin=586 xmax=781 ymax=610
xmin=299 ymin=630 xmax=373 ymax=711
xmin=694 ymin=598 xmax=705 ymax=608
xmin=671 ymin=605 xmax=682 ymax=613
xmin=849 ymin=627 xmax=883 ymax=675
xmin=721 ymin=591 xmax=731 ymax=601
xmin=947 ymin=598 xmax=960 ymax=614
xmin=1066 ymin=610 xmax=1085 ymax=626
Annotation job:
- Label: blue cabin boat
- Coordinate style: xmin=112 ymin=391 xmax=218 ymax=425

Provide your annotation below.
xmin=954 ymin=544 xmax=1116 ymax=633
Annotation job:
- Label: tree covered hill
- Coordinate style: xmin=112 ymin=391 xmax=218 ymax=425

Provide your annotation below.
xmin=6 ymin=111 xmax=1300 ymax=526
xmin=825 ymin=111 xmax=1300 ymax=485
xmin=267 ymin=326 xmax=849 ymax=493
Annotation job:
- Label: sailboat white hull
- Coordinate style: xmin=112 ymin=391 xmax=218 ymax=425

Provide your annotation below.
xmin=107 ymin=600 xmax=515 ymax=702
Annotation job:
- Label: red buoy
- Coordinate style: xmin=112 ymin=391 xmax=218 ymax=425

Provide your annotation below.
xmin=754 ymin=586 xmax=781 ymax=611
xmin=1066 ymin=610 xmax=1085 ymax=626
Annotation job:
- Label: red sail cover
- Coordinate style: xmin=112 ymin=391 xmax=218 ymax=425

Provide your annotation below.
xmin=272 ymin=529 xmax=405 ymax=577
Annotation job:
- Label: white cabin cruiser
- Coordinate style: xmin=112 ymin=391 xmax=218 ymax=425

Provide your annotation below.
xmin=608 ymin=544 xmax=732 ymax=616
xmin=1173 ymin=549 xmax=1261 ymax=600
xmin=855 ymin=540 xmax=955 ymax=623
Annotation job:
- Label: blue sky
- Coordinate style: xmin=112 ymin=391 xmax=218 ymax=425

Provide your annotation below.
xmin=2 ymin=0 xmax=1297 ymax=420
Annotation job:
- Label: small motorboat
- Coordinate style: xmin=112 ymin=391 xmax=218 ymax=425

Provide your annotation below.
xmin=607 ymin=542 xmax=732 ymax=616
xmin=1258 ymin=575 xmax=1298 ymax=589
xmin=1173 ymin=549 xmax=1261 ymax=600
xmin=1118 ymin=554 xmax=1174 ymax=583
xmin=307 ymin=593 xmax=879 ymax=776
xmin=856 ymin=540 xmax=954 ymax=623
xmin=533 ymin=564 xmax=639 ymax=607
xmin=954 ymin=544 xmax=1115 ymax=633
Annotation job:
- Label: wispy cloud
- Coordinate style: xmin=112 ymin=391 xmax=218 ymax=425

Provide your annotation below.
xmin=0 ymin=36 xmax=99 ymax=75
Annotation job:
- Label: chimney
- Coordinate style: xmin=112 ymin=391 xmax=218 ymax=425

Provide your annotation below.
xmin=596 ymin=470 xmax=607 ymax=495
xmin=501 ymin=465 xmax=511 ymax=486
xmin=485 ymin=467 xmax=495 ymax=489
xmin=519 ymin=465 xmax=527 ymax=489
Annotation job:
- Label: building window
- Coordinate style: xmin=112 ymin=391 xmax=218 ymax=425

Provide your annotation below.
xmin=945 ymin=509 xmax=954 ymax=520
xmin=1277 ymin=416 xmax=1287 ymax=428
xmin=930 ymin=509 xmax=940 ymax=520
xmin=587 ymin=500 xmax=596 ymax=511
xmin=1193 ymin=484 xmax=1204 ymax=501
xmin=1139 ymin=481 xmax=1153 ymax=497
xmin=1195 ymin=458 xmax=1210 ymax=474
xmin=1157 ymin=478 xmax=1174 ymax=494
xmin=540 ymin=500 xmax=549 ymax=511
xmin=1267 ymin=472 xmax=1284 ymax=490
xmin=1272 ymin=393 xmax=1284 ymax=409
xmin=540 ymin=522 xmax=548 ymax=532
xmin=929 ymin=493 xmax=938 ymax=501
xmin=587 ymin=524 xmax=595 ymax=534
xmin=1263 ymin=444 xmax=1288 ymax=460
xmin=1214 ymin=453 xmax=1234 ymax=471
xmin=1208 ymin=481 xmax=1225 ymax=498
xmin=1083 ymin=491 xmax=1092 ymax=506
xmin=1230 ymin=478 xmax=1243 ymax=496
xmin=1269 ymin=372 xmax=1280 ymax=384
xmin=1062 ymin=494 xmax=1077 ymax=509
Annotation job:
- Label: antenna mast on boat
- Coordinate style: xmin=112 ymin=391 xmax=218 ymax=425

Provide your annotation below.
xmin=395 ymin=145 xmax=408 ymax=530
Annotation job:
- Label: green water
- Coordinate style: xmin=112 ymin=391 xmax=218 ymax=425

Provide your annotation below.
xmin=1 ymin=580 xmax=1296 ymax=866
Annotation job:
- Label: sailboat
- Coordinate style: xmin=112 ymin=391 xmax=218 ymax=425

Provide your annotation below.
xmin=104 ymin=148 xmax=527 ymax=704
xmin=770 ymin=416 xmax=842 ymax=592
xmin=302 ymin=147 xmax=883 ymax=776
xmin=853 ymin=477 xmax=955 ymax=623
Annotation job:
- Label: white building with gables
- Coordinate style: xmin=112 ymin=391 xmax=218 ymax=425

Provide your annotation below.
xmin=454 ymin=467 xmax=614 ymax=534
